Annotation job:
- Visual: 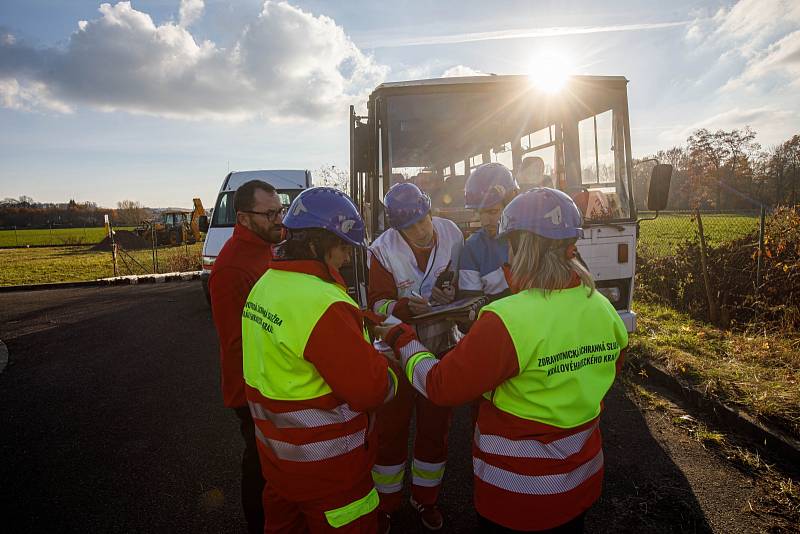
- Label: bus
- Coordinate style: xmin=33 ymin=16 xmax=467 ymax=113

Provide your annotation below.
xmin=348 ymin=75 xmax=671 ymax=332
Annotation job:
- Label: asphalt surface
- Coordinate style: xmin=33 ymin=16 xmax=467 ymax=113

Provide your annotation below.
xmin=0 ymin=283 xmax=775 ymax=533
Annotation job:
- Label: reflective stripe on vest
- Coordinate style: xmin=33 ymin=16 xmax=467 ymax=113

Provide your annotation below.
xmin=400 ymin=340 xmax=437 ymax=396
xmin=324 ymin=487 xmax=380 ymax=528
xmin=473 ymin=449 xmax=604 ymax=495
xmin=372 ymin=463 xmax=405 ymax=494
xmin=243 ymin=269 xmax=365 ymax=401
xmin=479 ymin=286 xmax=628 ymax=428
xmin=375 ymin=298 xmax=396 ymax=316
xmin=254 ymin=424 xmax=366 ymax=462
xmin=412 ymin=458 xmax=446 ymax=488
xmin=474 ymin=422 xmax=598 ymax=460
xmin=248 ymin=400 xmax=361 ymax=429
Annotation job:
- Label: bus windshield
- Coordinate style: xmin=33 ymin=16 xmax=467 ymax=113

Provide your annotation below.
xmin=381 ymin=81 xmax=633 ymax=225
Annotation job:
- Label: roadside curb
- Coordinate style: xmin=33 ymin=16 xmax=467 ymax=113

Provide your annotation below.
xmin=633 ymin=358 xmax=800 ymax=469
xmin=0 ymin=340 xmax=7 ymax=375
xmin=0 ymin=271 xmax=202 ymax=293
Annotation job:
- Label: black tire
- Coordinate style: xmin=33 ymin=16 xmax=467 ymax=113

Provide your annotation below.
xmin=201 ymin=277 xmax=211 ymax=306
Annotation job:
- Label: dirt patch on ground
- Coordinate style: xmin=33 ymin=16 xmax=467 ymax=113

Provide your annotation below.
xmin=92 ymin=230 xmax=150 ymax=251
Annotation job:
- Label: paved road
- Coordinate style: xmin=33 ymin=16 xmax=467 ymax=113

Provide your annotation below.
xmin=0 ymin=283 xmax=769 ymax=533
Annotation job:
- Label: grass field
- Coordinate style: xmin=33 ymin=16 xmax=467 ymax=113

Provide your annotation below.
xmin=630 ymin=299 xmax=800 ymax=439
xmin=638 ymin=212 xmax=760 ymax=255
xmin=0 ymin=243 xmax=202 ymax=286
xmin=0 ymin=226 xmax=137 ymax=247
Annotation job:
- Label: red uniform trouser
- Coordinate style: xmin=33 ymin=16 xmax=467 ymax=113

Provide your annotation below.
xmin=372 ymin=365 xmax=452 ymax=512
xmin=263 ymin=475 xmax=378 ymax=533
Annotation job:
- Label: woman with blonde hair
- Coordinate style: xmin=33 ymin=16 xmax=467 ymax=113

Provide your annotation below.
xmin=382 ymin=188 xmax=629 ymax=533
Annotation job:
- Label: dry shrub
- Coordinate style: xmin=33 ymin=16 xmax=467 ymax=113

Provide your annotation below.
xmin=162 ymin=250 xmax=201 ymax=273
xmin=637 ymin=206 xmax=800 ymax=331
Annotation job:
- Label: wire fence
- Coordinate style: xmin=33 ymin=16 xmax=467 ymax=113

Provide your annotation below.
xmin=0 ymin=225 xmax=136 ymax=247
xmin=635 ymin=207 xmax=785 ymax=328
xmin=638 ymin=210 xmax=764 ymax=258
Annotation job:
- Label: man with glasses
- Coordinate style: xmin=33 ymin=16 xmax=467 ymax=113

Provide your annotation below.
xmin=209 ymin=179 xmax=285 ymax=534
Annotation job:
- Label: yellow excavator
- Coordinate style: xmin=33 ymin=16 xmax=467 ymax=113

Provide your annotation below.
xmin=136 ymin=198 xmax=206 ymax=246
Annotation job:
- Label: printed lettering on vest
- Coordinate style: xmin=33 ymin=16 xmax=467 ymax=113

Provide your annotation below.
xmin=536 ymin=341 xmax=620 ymax=378
xmin=243 ymin=301 xmax=284 ymax=334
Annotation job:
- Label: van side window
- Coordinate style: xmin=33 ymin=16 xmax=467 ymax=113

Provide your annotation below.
xmin=212 ymin=192 xmax=236 ymax=227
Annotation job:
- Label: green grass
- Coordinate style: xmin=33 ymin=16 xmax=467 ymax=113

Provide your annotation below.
xmin=638 ymin=213 xmax=759 ymax=255
xmin=0 ymin=243 xmax=202 ymax=285
xmin=629 ymin=299 xmax=800 ymax=438
xmin=0 ymin=227 xmax=137 ymax=247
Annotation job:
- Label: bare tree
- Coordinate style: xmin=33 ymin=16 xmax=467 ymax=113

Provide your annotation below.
xmin=116 ymin=200 xmax=147 ymax=226
xmin=315 ymin=165 xmax=349 ymax=193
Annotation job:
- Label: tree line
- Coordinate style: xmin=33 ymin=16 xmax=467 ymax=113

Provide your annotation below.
xmin=0 ymin=198 xmax=152 ymax=228
xmin=633 ymin=129 xmax=800 ymax=211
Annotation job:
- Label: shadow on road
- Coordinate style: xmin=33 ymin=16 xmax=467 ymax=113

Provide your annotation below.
xmin=0 ymin=284 xmax=712 ymax=533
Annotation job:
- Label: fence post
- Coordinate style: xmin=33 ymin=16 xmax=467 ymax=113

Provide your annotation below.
xmin=756 ymin=205 xmax=766 ymax=290
xmin=151 ymin=226 xmax=157 ymax=274
xmin=13 ymin=226 xmax=18 ymax=246
xmin=110 ymin=220 xmax=118 ymax=278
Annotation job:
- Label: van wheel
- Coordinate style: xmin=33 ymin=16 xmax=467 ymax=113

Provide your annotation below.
xmin=202 ymin=278 xmax=211 ymax=306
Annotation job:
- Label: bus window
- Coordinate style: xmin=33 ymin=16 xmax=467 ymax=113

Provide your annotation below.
xmin=577 ymin=109 xmax=628 ymax=220
xmin=519 ymin=125 xmax=557 ymax=190
xmin=491 ymin=142 xmax=513 ymax=170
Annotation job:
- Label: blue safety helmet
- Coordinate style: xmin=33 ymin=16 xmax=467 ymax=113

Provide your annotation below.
xmin=282 ymin=187 xmax=366 ymax=246
xmin=497 ymin=187 xmax=583 ymax=241
xmin=465 ymin=163 xmax=519 ymax=209
xmin=383 ymin=182 xmax=432 ymax=230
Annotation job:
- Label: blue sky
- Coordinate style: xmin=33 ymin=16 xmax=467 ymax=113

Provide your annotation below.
xmin=1 ymin=0 xmax=798 ymax=208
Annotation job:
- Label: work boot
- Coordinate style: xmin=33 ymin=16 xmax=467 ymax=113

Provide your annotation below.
xmin=378 ymin=511 xmax=391 ymax=534
xmin=410 ymin=496 xmax=444 ymax=531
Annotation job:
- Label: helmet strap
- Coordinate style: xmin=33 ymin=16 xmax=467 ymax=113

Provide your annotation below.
xmin=565 ymin=244 xmax=578 ymax=260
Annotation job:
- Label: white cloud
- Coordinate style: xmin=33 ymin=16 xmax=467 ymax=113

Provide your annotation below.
xmin=441 ymin=65 xmax=486 ymax=78
xmin=725 ymin=29 xmax=800 ymax=90
xmin=178 ymin=0 xmax=204 ymax=28
xmin=0 ymin=78 xmax=73 ymax=113
xmin=0 ymin=1 xmax=387 ymax=121
xmin=687 ymin=0 xmax=800 ymax=90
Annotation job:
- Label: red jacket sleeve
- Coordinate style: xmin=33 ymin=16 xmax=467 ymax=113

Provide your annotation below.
xmin=305 ymin=301 xmax=393 ymax=412
xmin=367 ymin=252 xmax=413 ymax=321
xmin=421 ymin=311 xmax=519 ymax=406
xmin=209 ymin=266 xmax=253 ymax=408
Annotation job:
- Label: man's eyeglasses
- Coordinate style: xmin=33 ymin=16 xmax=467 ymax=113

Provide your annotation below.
xmin=241 ymin=207 xmax=287 ymax=222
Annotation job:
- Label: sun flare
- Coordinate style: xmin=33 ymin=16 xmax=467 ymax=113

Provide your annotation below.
xmin=526 ymin=52 xmax=573 ymax=93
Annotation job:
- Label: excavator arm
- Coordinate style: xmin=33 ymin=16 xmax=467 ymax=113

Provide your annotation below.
xmin=190 ymin=198 xmax=205 ymax=241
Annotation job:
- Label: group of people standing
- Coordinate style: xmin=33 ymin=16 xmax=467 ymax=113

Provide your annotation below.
xmin=209 ymin=162 xmax=628 ymax=533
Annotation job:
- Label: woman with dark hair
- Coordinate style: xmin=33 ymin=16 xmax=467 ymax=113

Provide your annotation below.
xmin=382 ymin=188 xmax=628 ymax=533
xmin=242 ymin=187 xmax=398 ymax=533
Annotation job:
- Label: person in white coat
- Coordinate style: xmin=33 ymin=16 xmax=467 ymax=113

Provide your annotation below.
xmin=367 ymin=182 xmax=463 ymax=532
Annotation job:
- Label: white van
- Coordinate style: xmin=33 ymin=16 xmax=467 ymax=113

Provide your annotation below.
xmin=200 ymin=169 xmax=312 ymax=302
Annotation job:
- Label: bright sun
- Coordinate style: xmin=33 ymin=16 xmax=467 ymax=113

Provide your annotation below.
xmin=526 ymin=52 xmax=573 ymax=93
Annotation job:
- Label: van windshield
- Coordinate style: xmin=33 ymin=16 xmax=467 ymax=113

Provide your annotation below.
xmin=211 ymin=191 xmax=298 ymax=228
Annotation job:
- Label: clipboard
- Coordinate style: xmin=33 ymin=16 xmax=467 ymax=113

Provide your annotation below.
xmin=409 ymin=296 xmax=486 ymax=323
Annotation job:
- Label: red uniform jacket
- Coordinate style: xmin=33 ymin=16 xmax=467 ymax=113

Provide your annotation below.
xmin=209 ymin=224 xmax=272 ymax=408
xmin=408 ymin=274 xmax=625 ymax=530
xmin=246 ymin=260 xmax=396 ymax=501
